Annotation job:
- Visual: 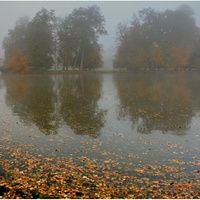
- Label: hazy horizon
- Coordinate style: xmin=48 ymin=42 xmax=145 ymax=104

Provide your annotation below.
xmin=1 ymin=1 xmax=200 ymax=69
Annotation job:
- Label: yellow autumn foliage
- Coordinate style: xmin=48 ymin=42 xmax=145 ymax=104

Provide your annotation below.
xmin=5 ymin=48 xmax=31 ymax=74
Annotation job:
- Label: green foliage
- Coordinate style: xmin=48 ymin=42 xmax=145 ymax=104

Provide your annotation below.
xmin=27 ymin=8 xmax=55 ymax=71
xmin=3 ymin=16 xmax=30 ymax=73
xmin=58 ymin=5 xmax=107 ymax=70
xmin=2 ymin=16 xmax=31 ymax=74
xmin=113 ymin=4 xmax=200 ymax=71
xmin=2 ymin=6 xmax=107 ymax=73
xmin=2 ymin=9 xmax=55 ymax=73
xmin=3 ymin=16 xmax=30 ymax=55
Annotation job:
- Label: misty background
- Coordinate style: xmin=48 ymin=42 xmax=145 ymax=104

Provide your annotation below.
xmin=0 ymin=1 xmax=200 ymax=70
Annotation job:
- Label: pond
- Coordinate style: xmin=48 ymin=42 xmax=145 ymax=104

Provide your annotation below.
xmin=0 ymin=72 xmax=199 ymax=198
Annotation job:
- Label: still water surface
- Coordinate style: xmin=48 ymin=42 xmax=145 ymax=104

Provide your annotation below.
xmin=0 ymin=72 xmax=199 ymax=198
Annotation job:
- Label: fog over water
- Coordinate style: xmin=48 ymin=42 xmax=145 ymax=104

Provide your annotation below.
xmin=0 ymin=1 xmax=200 ymax=69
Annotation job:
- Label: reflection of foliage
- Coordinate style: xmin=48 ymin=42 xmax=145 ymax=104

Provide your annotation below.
xmin=4 ymin=74 xmax=105 ymax=137
xmin=59 ymin=74 xmax=105 ymax=137
xmin=0 ymin=77 xmax=3 ymax=89
xmin=5 ymin=75 xmax=57 ymax=134
xmin=114 ymin=73 xmax=200 ymax=135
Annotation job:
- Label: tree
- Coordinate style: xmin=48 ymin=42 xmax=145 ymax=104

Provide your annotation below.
xmin=189 ymin=30 xmax=200 ymax=70
xmin=52 ymin=17 xmax=62 ymax=70
xmin=58 ymin=5 xmax=107 ymax=70
xmin=3 ymin=16 xmax=30 ymax=55
xmin=113 ymin=23 xmax=133 ymax=70
xmin=134 ymin=48 xmax=148 ymax=70
xmin=81 ymin=41 xmax=103 ymax=70
xmin=113 ymin=5 xmax=198 ymax=71
xmin=149 ymin=44 xmax=165 ymax=70
xmin=58 ymin=16 xmax=77 ymax=70
xmin=3 ymin=8 xmax=56 ymax=73
xmin=2 ymin=6 xmax=107 ymax=73
xmin=3 ymin=16 xmax=30 ymax=73
xmin=27 ymin=8 xmax=55 ymax=71
xmin=4 ymin=47 xmax=30 ymax=74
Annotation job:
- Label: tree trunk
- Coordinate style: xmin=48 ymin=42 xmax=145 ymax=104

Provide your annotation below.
xmin=80 ymin=48 xmax=85 ymax=71
xmin=63 ymin=54 xmax=66 ymax=70
xmin=73 ymin=51 xmax=79 ymax=70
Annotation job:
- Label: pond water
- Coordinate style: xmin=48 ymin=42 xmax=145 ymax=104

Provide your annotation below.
xmin=0 ymin=72 xmax=199 ymax=198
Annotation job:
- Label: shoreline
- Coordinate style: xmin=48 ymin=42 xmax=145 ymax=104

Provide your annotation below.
xmin=1 ymin=69 xmax=199 ymax=75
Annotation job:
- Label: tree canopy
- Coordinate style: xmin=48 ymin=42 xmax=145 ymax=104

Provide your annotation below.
xmin=27 ymin=8 xmax=55 ymax=71
xmin=58 ymin=5 xmax=107 ymax=70
xmin=2 ymin=4 xmax=200 ymax=73
xmin=2 ymin=6 xmax=107 ymax=73
xmin=113 ymin=5 xmax=200 ymax=71
xmin=4 ymin=48 xmax=30 ymax=74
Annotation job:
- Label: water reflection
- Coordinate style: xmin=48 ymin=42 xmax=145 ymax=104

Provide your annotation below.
xmin=5 ymin=75 xmax=57 ymax=134
xmin=113 ymin=73 xmax=200 ymax=135
xmin=3 ymin=73 xmax=200 ymax=136
xmin=4 ymin=74 xmax=105 ymax=136
xmin=59 ymin=75 xmax=105 ymax=137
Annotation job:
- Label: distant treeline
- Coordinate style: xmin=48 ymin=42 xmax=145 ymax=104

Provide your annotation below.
xmin=1 ymin=4 xmax=200 ymax=74
xmin=2 ymin=6 xmax=107 ymax=74
xmin=113 ymin=5 xmax=200 ymax=71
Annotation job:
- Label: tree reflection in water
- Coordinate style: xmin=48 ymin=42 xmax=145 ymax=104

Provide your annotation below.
xmin=5 ymin=75 xmax=57 ymax=134
xmin=4 ymin=72 xmax=200 ymax=136
xmin=113 ymin=72 xmax=200 ymax=135
xmin=59 ymin=74 xmax=106 ymax=137
xmin=4 ymin=74 xmax=105 ymax=136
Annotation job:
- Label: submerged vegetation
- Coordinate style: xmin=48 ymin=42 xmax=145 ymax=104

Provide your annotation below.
xmin=0 ymin=148 xmax=199 ymax=198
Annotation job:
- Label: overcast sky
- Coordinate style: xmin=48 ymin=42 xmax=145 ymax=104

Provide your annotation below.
xmin=1 ymin=1 xmax=200 ymax=69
